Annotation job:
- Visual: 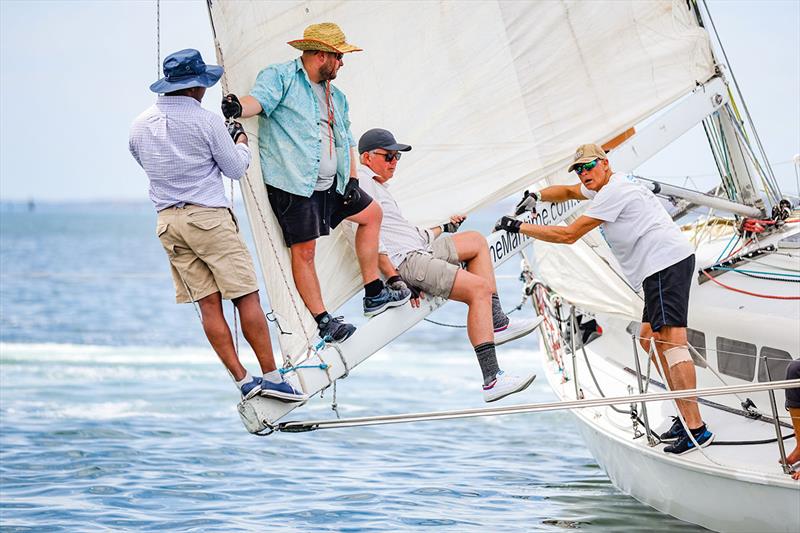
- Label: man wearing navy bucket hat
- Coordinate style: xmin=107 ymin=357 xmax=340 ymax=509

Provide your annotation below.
xmin=129 ymin=49 xmax=307 ymax=404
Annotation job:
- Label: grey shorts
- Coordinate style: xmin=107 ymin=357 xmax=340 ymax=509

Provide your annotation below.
xmin=398 ymin=235 xmax=460 ymax=298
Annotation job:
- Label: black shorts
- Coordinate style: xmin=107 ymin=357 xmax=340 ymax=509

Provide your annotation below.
xmin=266 ymin=181 xmax=373 ymax=246
xmin=641 ymin=254 xmax=695 ymax=332
xmin=786 ymin=360 xmax=800 ymax=409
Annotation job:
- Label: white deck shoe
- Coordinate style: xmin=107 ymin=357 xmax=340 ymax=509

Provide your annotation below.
xmin=494 ymin=315 xmax=543 ymax=346
xmin=482 ymin=370 xmax=537 ymax=403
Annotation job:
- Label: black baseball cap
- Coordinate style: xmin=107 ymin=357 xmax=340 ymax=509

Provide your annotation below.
xmin=358 ymin=128 xmax=412 ymax=154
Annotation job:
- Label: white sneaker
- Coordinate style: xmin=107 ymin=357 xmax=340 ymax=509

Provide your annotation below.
xmin=494 ymin=315 xmax=543 ymax=346
xmin=482 ymin=370 xmax=536 ymax=403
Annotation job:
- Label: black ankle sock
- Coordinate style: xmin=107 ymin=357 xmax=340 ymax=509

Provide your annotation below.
xmin=474 ymin=342 xmax=500 ymax=386
xmin=314 ymin=311 xmax=331 ymax=325
xmin=364 ymin=278 xmax=384 ymax=297
xmin=690 ymin=423 xmax=707 ymax=435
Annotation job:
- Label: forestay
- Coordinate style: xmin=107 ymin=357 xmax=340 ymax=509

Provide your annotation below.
xmin=207 ymin=0 xmax=715 ymax=358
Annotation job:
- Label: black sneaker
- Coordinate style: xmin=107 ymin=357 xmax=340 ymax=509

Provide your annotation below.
xmin=664 ymin=424 xmax=714 ymax=455
xmin=363 ymin=285 xmax=411 ymax=317
xmin=317 ymin=314 xmax=356 ymax=343
xmin=659 ymin=416 xmax=686 ymax=443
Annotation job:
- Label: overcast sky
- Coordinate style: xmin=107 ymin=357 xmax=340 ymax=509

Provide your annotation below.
xmin=1 ymin=0 xmax=798 ymax=202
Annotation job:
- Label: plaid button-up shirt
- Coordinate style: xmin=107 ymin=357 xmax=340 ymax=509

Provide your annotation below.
xmin=129 ymin=96 xmax=250 ymax=211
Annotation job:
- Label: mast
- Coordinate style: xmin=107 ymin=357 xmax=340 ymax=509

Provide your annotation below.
xmin=695 ymin=0 xmax=781 ymax=215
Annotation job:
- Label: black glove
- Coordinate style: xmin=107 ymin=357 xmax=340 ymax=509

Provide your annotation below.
xmin=514 ymin=190 xmax=540 ymax=216
xmin=222 ymin=93 xmax=242 ymax=119
xmin=342 ymin=177 xmax=361 ymax=206
xmin=441 ymin=219 xmax=463 ymax=233
xmin=494 ymin=216 xmax=522 ymax=233
xmin=227 ymin=121 xmax=246 ymax=143
xmin=387 ymin=275 xmax=420 ymax=300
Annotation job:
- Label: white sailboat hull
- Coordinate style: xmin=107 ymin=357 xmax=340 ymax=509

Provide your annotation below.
xmin=565 ymin=385 xmax=800 ymax=532
xmin=537 ymin=224 xmax=800 ymax=532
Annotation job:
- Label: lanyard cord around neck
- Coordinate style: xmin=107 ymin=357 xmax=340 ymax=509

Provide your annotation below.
xmin=325 ymin=81 xmax=335 ymax=157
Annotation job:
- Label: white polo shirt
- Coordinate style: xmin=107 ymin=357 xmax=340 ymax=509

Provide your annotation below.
xmin=581 ymin=173 xmax=693 ymax=290
xmin=357 ymin=164 xmax=434 ymax=267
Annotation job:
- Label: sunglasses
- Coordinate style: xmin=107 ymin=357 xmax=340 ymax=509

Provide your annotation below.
xmin=574 ymin=159 xmax=599 ymax=175
xmin=327 ymin=52 xmax=343 ymax=61
xmin=373 ymin=151 xmax=402 ymax=162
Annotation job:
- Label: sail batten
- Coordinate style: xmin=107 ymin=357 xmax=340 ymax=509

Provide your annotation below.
xmin=207 ymin=0 xmax=715 ymax=356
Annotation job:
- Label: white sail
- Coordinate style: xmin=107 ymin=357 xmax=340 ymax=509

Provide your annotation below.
xmin=207 ymin=0 xmax=715 ymax=357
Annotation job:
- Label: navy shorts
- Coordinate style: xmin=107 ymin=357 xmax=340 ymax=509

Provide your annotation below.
xmin=786 ymin=360 xmax=800 ymax=409
xmin=267 ymin=181 xmax=372 ymax=246
xmin=641 ymin=254 xmax=695 ymax=332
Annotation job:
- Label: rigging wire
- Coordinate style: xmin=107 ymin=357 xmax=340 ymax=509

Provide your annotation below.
xmin=155 ymin=0 xmax=160 ymax=78
xmin=204 ymin=0 xmax=314 ymax=361
xmin=795 ymin=154 xmax=800 ymax=198
xmin=700 ymin=0 xmax=781 ymax=203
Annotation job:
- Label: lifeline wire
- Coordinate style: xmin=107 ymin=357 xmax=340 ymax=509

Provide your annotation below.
xmin=276 ymin=379 xmax=800 ymax=432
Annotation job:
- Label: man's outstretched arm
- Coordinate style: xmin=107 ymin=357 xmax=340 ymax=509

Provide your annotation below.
xmin=496 ymin=214 xmax=602 ymax=245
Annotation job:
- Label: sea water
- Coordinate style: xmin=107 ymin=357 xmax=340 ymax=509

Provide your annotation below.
xmin=0 ymin=202 xmax=704 ymax=531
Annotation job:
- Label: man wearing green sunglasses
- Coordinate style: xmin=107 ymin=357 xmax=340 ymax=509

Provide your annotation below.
xmin=495 ymin=143 xmax=712 ymax=456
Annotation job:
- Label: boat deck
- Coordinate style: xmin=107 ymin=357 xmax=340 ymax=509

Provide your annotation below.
xmin=544 ymin=349 xmax=798 ymax=485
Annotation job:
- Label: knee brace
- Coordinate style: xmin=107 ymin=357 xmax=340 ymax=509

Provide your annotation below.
xmin=664 ymin=346 xmax=692 ymax=368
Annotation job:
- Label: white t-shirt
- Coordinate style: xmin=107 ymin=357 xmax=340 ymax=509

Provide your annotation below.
xmin=581 ymin=173 xmax=693 ymax=290
xmin=357 ymin=164 xmax=434 ymax=267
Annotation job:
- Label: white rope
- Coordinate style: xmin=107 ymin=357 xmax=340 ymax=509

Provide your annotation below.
xmin=210 ymin=33 xmax=312 ymax=364
xmin=276 ymin=379 xmax=800 ymax=432
xmin=239 ymin=173 xmax=313 ymax=363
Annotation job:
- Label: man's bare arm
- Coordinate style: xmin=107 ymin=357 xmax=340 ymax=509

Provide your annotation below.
xmin=238 ymin=96 xmax=263 ymax=119
xmin=537 ymin=183 xmax=587 ymax=203
xmin=519 ymin=215 xmax=602 ymax=244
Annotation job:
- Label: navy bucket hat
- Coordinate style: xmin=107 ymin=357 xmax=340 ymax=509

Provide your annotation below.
xmin=149 ymin=49 xmax=223 ymax=94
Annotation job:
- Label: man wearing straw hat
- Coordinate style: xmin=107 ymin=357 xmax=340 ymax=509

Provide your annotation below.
xmin=222 ymin=23 xmax=409 ymax=344
xmin=130 ymin=49 xmax=307 ymax=404
xmin=495 ymin=143 xmax=713 ymax=455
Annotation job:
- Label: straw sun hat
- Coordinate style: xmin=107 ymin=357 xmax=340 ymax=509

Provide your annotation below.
xmin=287 ymin=22 xmax=362 ymax=54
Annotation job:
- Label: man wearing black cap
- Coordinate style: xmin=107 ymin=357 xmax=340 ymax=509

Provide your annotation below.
xmin=356 ymin=128 xmax=539 ymax=403
xmin=129 ymin=49 xmax=306 ymax=404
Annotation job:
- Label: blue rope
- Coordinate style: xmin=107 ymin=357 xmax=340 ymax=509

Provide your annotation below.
xmin=279 ymin=363 xmax=330 ymax=375
xmin=715 ymin=233 xmax=739 ymax=263
xmin=710 ymin=266 xmax=800 ymax=278
xmin=278 ymin=337 xmax=333 ymax=374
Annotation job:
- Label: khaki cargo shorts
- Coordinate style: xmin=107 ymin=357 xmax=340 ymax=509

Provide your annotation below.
xmin=156 ymin=205 xmax=259 ymax=303
xmin=397 ymin=235 xmax=461 ymax=298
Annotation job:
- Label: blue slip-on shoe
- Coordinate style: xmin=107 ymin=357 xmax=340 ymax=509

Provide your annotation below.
xmin=664 ymin=424 xmax=714 ymax=455
xmin=659 ymin=416 xmax=687 ymax=443
xmin=261 ymin=378 xmax=308 ymax=403
xmin=363 ymin=285 xmax=411 ymax=317
xmin=318 ymin=314 xmax=356 ymax=343
xmin=240 ymin=376 xmax=264 ymax=401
